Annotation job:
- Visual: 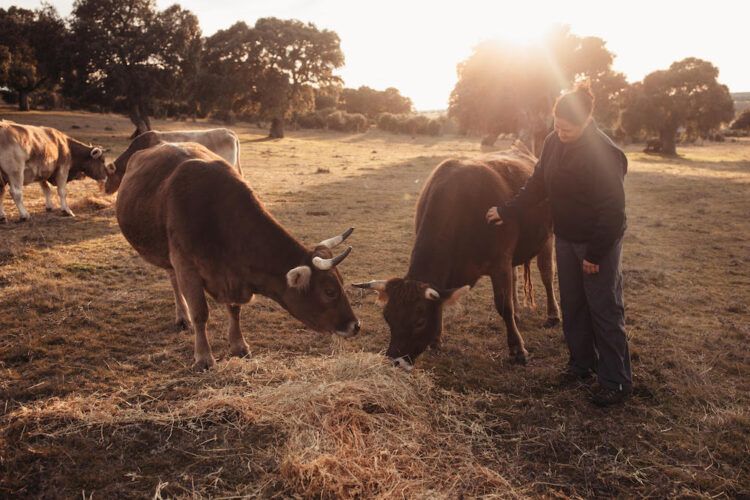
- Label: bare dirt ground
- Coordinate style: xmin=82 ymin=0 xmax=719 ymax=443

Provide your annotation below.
xmin=1 ymin=108 xmax=748 ymax=498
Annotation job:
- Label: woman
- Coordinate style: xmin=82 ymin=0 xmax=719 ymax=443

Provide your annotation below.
xmin=486 ymin=83 xmax=632 ymax=406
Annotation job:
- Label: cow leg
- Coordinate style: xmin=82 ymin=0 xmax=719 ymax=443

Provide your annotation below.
xmin=0 ymin=181 xmax=6 ymax=223
xmin=173 ymin=264 xmax=215 ymax=371
xmin=167 ymin=270 xmax=190 ymax=330
xmin=512 ymin=266 xmax=521 ymax=323
xmin=7 ymin=172 xmax=29 ymax=221
xmin=39 ymin=180 xmax=55 ymax=212
xmin=537 ymin=235 xmax=561 ymax=328
xmin=226 ymin=304 xmax=250 ymax=358
xmin=56 ymin=180 xmax=75 ymax=217
xmin=490 ymin=260 xmax=529 ymax=364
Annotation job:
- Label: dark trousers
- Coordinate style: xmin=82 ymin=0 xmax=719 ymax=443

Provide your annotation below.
xmin=555 ymin=236 xmax=632 ymax=390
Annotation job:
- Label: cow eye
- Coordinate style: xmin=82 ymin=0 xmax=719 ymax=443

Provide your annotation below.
xmin=324 ymin=287 xmax=339 ymax=299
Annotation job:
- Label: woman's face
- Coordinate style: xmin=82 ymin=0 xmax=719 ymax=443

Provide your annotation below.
xmin=554 ymin=116 xmax=589 ymax=143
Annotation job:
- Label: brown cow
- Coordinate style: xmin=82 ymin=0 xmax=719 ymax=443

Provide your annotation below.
xmin=0 ymin=121 xmax=111 ymax=222
xmin=104 ymin=128 xmax=241 ymax=195
xmin=116 ymin=142 xmax=360 ymax=370
xmin=355 ymin=143 xmax=559 ymax=370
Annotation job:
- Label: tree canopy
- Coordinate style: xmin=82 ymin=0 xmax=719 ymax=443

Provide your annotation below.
xmin=448 ymin=26 xmax=630 ymax=151
xmin=339 ymin=86 xmax=413 ymax=117
xmin=620 ymin=58 xmax=734 ymax=154
xmin=0 ymin=5 xmax=67 ymax=110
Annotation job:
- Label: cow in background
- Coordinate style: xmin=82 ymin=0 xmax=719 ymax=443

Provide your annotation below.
xmin=0 ymin=121 xmax=111 ymax=222
xmin=104 ymin=128 xmax=241 ymax=194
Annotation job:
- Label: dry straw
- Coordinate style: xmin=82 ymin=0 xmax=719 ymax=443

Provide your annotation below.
xmin=10 ymin=352 xmax=524 ymax=498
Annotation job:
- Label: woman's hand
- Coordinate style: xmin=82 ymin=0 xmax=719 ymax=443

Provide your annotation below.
xmin=486 ymin=207 xmax=504 ymax=226
xmin=582 ymin=259 xmax=599 ymax=274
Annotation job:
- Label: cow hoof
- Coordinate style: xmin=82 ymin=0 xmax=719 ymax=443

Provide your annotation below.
xmin=543 ymin=317 xmax=561 ymax=329
xmin=510 ymin=349 xmax=530 ymax=365
xmin=230 ymin=343 xmax=251 ymax=358
xmin=173 ymin=318 xmax=190 ymax=331
xmin=0 ymin=216 xmax=6 ymax=224
xmin=60 ymin=210 xmax=75 ymax=217
xmin=192 ymin=355 xmax=216 ymax=372
xmin=16 ymin=216 xmax=29 ymax=224
xmin=45 ymin=207 xmax=54 ymax=212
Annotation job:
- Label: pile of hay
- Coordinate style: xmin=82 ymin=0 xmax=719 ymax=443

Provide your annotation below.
xmin=9 ymin=352 xmax=522 ymax=498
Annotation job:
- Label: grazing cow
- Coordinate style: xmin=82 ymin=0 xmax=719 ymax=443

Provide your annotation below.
xmin=116 ymin=142 xmax=360 ymax=370
xmin=0 ymin=121 xmax=111 ymax=222
xmin=104 ymin=128 xmax=241 ymax=194
xmin=355 ymin=143 xmax=560 ymax=370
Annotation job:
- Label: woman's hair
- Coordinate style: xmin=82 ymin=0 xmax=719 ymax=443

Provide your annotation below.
xmin=553 ymin=81 xmax=595 ymax=126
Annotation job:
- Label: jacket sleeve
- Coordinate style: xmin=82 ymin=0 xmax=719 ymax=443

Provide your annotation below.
xmin=497 ymin=139 xmax=551 ymax=220
xmin=585 ymin=147 xmax=627 ymax=264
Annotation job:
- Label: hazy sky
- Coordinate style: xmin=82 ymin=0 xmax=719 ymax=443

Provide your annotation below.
xmin=8 ymin=0 xmax=748 ymax=109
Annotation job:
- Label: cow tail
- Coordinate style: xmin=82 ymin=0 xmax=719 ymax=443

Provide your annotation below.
xmin=523 ymin=261 xmax=535 ymax=309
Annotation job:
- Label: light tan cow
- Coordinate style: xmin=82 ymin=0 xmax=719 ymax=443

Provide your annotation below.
xmin=0 ymin=121 xmax=110 ymax=222
xmin=104 ymin=128 xmax=241 ymax=194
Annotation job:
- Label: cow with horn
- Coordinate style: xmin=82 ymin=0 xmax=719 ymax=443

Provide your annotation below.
xmin=355 ymin=142 xmax=559 ymax=371
xmin=116 ymin=142 xmax=360 ymax=370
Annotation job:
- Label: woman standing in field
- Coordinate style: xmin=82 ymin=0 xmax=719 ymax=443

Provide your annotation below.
xmin=486 ymin=83 xmax=632 ymax=406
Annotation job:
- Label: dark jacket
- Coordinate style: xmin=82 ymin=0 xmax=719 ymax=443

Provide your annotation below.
xmin=499 ymin=123 xmax=627 ymax=264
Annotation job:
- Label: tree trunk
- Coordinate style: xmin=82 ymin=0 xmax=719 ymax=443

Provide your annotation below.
xmin=18 ymin=91 xmax=30 ymax=111
xmin=660 ymin=128 xmax=677 ymax=156
xmin=269 ymin=117 xmax=285 ymax=139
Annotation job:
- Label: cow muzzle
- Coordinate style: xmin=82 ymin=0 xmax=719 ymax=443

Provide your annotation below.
xmin=335 ymin=319 xmax=361 ymax=338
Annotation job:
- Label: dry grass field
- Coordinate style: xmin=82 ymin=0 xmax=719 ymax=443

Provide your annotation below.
xmin=1 ymin=107 xmax=748 ymax=498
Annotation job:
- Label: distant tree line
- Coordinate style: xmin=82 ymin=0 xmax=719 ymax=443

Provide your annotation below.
xmin=0 ymin=2 xmax=413 ymax=139
xmin=449 ymin=25 xmax=736 ymax=155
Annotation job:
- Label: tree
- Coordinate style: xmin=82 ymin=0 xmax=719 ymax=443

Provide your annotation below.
xmin=448 ymin=25 xmax=622 ymax=152
xmin=66 ymin=0 xmax=202 ymax=136
xmin=731 ymin=109 xmax=750 ymax=130
xmin=339 ymin=86 xmax=412 ymax=117
xmin=197 ymin=21 xmax=263 ymax=121
xmin=621 ymin=58 xmax=734 ymax=155
xmin=254 ymin=18 xmax=344 ymax=138
xmin=0 ymin=6 xmax=67 ymax=111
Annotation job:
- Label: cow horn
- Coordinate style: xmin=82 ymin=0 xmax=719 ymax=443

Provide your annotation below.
xmin=352 ymin=280 xmax=387 ymax=292
xmin=91 ymin=147 xmax=103 ymax=159
xmin=318 ymin=227 xmax=354 ymax=249
xmin=312 ymin=246 xmax=352 ymax=270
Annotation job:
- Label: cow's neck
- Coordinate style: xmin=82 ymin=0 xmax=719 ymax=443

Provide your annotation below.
xmin=235 ymin=211 xmax=309 ymax=302
xmin=405 ymin=229 xmax=452 ymax=288
xmin=67 ymin=137 xmax=90 ymax=161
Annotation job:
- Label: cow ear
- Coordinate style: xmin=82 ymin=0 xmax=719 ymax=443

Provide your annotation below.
xmin=90 ymin=147 xmax=103 ymax=159
xmin=441 ymin=285 xmax=471 ymax=308
xmin=286 ymin=265 xmax=312 ymax=289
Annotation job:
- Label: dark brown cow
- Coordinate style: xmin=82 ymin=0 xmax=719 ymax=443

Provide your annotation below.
xmin=355 ymin=143 xmax=559 ymax=370
xmin=116 ymin=142 xmax=360 ymax=370
xmin=0 ymin=121 xmax=111 ymax=222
